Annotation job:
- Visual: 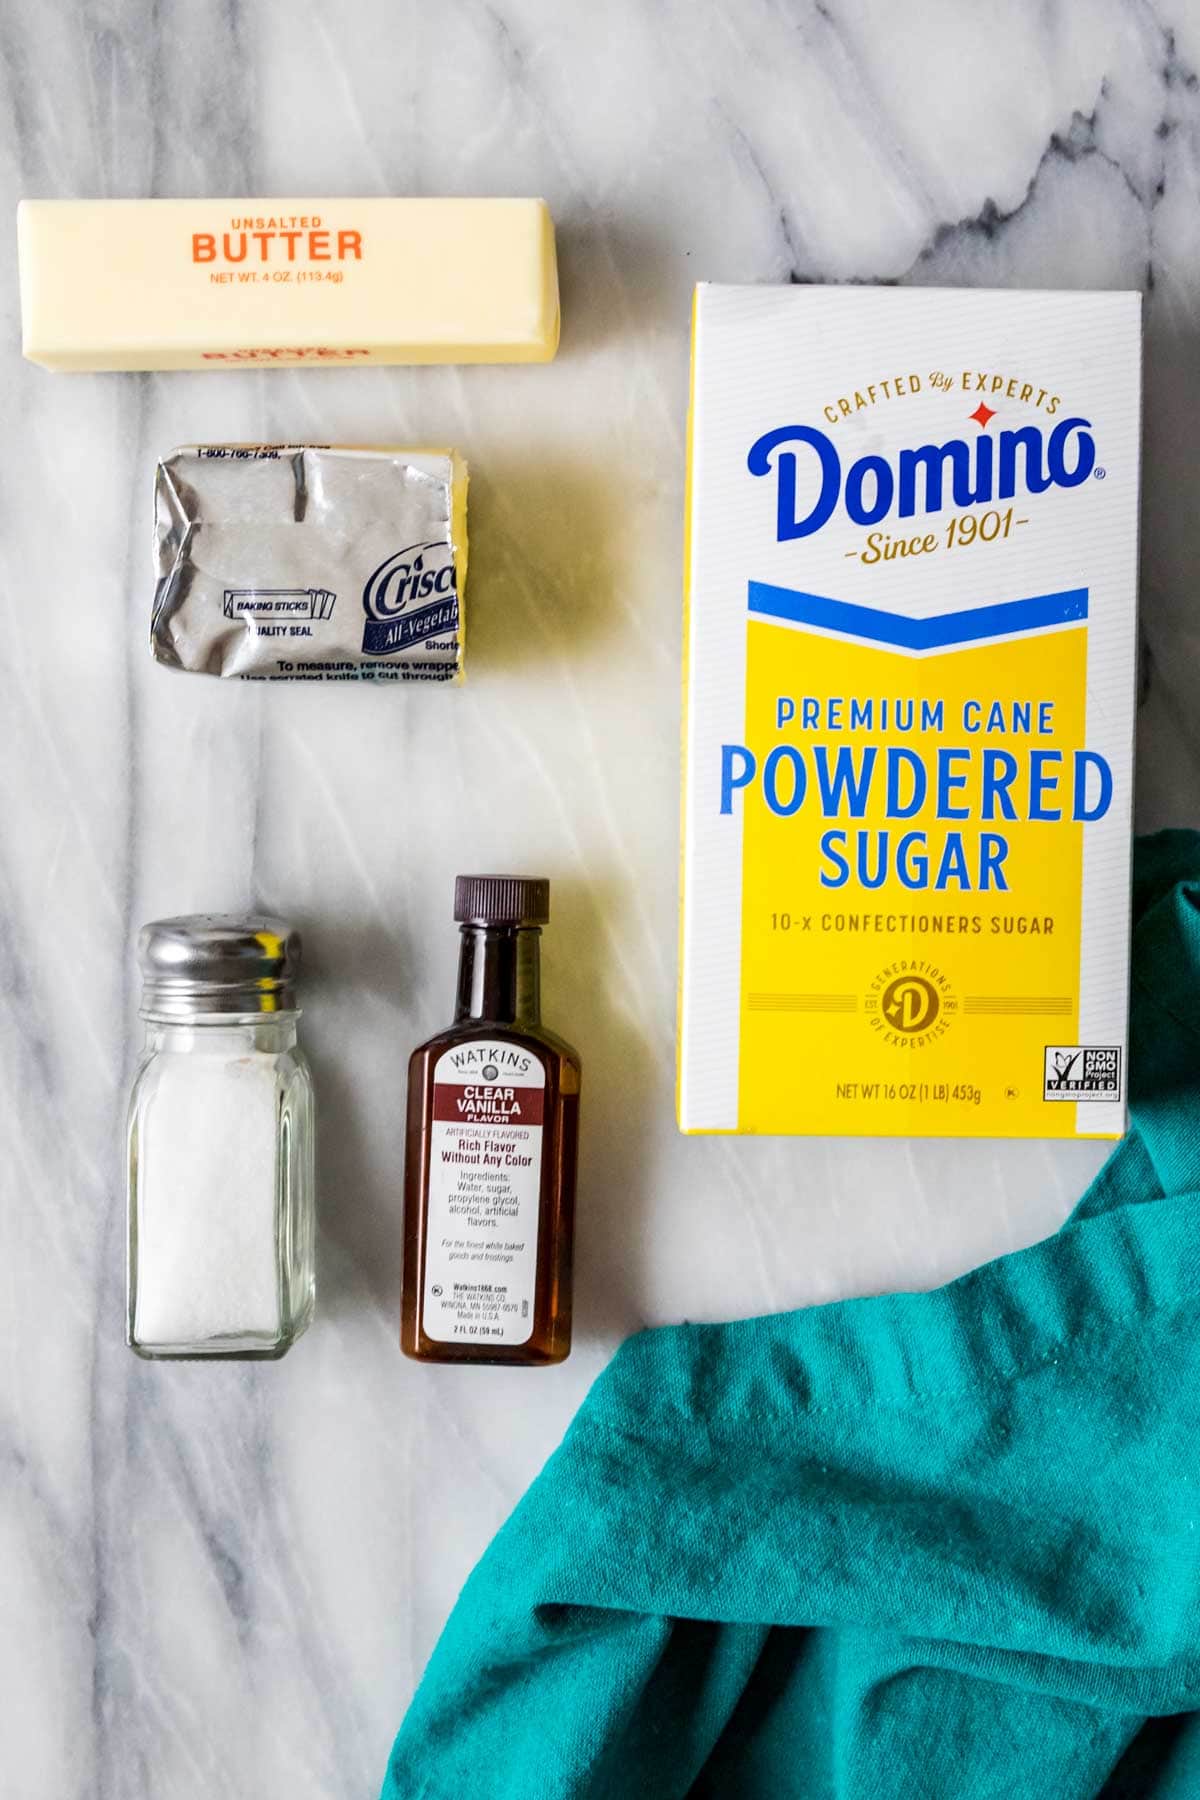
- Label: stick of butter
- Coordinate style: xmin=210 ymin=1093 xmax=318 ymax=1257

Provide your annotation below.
xmin=18 ymin=198 xmax=559 ymax=371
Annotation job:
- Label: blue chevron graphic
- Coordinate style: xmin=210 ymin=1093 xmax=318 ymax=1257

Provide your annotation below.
xmin=747 ymin=582 xmax=1088 ymax=652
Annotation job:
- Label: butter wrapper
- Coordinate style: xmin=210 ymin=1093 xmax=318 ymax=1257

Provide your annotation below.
xmin=152 ymin=445 xmax=467 ymax=682
xmin=20 ymin=198 xmax=557 ymax=370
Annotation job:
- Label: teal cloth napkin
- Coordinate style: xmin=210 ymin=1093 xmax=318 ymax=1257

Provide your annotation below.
xmin=382 ymin=831 xmax=1200 ymax=1800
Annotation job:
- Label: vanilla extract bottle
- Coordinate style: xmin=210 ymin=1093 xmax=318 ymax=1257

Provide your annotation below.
xmin=401 ymin=877 xmax=581 ymax=1366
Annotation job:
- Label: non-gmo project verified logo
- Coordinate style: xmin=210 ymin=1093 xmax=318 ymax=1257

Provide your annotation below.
xmin=1043 ymin=1045 xmax=1122 ymax=1102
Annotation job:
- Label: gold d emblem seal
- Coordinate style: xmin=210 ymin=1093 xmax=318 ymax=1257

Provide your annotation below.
xmin=880 ymin=973 xmax=940 ymax=1035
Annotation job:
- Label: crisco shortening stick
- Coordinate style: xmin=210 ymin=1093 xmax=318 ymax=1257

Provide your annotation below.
xmin=679 ymin=285 xmax=1141 ymax=1139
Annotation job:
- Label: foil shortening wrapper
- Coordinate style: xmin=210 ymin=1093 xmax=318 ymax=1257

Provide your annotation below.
xmin=152 ymin=445 xmax=467 ymax=682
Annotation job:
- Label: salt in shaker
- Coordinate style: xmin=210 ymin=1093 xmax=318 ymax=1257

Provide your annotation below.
xmin=127 ymin=915 xmax=316 ymax=1358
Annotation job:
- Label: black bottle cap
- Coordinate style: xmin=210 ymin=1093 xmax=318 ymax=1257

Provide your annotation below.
xmin=454 ymin=875 xmax=550 ymax=927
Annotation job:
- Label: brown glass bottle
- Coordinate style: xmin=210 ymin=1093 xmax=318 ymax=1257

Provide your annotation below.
xmin=401 ymin=876 xmax=581 ymax=1366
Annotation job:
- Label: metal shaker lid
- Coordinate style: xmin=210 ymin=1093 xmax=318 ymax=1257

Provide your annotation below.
xmin=137 ymin=914 xmax=301 ymax=1017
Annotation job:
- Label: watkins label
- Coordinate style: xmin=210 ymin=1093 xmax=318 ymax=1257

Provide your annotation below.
xmin=422 ymin=1044 xmax=545 ymax=1345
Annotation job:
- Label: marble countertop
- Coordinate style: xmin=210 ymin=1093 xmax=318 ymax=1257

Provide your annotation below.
xmin=3 ymin=2 xmax=1199 ymax=1795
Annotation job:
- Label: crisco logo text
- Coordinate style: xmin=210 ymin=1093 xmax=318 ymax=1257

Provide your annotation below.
xmin=360 ymin=541 xmax=459 ymax=658
xmin=363 ymin=543 xmax=456 ymax=620
xmin=747 ymin=416 xmax=1096 ymax=540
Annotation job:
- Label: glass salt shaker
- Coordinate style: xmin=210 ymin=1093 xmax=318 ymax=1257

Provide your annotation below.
xmin=127 ymin=915 xmax=316 ymax=1359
